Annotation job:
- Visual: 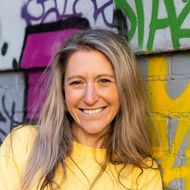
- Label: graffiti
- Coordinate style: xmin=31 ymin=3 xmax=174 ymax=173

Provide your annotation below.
xmin=20 ymin=18 xmax=89 ymax=69
xmin=21 ymin=0 xmax=113 ymax=28
xmin=0 ymin=0 xmax=25 ymax=70
xmin=26 ymin=71 xmax=47 ymax=120
xmin=1 ymin=42 xmax=8 ymax=56
xmin=114 ymin=0 xmax=145 ymax=48
xmin=0 ymin=40 xmax=19 ymax=69
xmin=1 ymin=95 xmax=22 ymax=126
xmin=148 ymin=0 xmax=190 ymax=50
xmin=147 ymin=56 xmax=190 ymax=189
xmin=114 ymin=0 xmax=190 ymax=50
xmin=112 ymin=9 xmax=128 ymax=39
xmin=0 ymin=112 xmax=6 ymax=123
xmin=12 ymin=58 xmax=19 ymax=70
xmin=0 ymin=72 xmax=25 ymax=142
xmin=90 ymin=0 xmax=113 ymax=27
xmin=19 ymin=17 xmax=90 ymax=119
xmin=0 ymin=95 xmax=24 ymax=143
xmin=0 ymin=1 xmax=190 ymax=189
xmin=0 ymin=40 xmax=19 ymax=70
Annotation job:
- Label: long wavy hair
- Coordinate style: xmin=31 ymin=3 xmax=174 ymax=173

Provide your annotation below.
xmin=21 ymin=29 xmax=153 ymax=190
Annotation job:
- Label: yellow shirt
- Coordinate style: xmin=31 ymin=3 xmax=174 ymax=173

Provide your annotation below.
xmin=0 ymin=126 xmax=163 ymax=190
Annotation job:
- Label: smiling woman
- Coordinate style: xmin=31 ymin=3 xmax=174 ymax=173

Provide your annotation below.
xmin=0 ymin=29 xmax=163 ymax=190
xmin=64 ymin=50 xmax=120 ymax=147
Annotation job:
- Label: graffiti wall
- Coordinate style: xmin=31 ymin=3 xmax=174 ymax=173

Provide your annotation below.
xmin=138 ymin=54 xmax=190 ymax=189
xmin=114 ymin=0 xmax=190 ymax=52
xmin=0 ymin=0 xmax=190 ymax=189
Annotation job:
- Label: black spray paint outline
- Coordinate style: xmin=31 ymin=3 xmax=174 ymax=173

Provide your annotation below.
xmin=0 ymin=95 xmax=23 ymax=142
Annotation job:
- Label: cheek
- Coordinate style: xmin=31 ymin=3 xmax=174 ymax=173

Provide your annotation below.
xmin=64 ymin=89 xmax=81 ymax=110
xmin=64 ymin=93 xmax=77 ymax=121
xmin=109 ymin=87 xmax=119 ymax=102
xmin=111 ymin=89 xmax=120 ymax=111
xmin=65 ymin=93 xmax=73 ymax=109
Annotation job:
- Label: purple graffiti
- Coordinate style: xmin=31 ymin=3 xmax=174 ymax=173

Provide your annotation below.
xmin=92 ymin=0 xmax=113 ymax=28
xmin=21 ymin=0 xmax=82 ymax=25
xmin=21 ymin=0 xmax=113 ymax=28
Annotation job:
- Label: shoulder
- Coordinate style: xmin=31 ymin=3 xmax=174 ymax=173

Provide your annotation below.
xmin=111 ymin=158 xmax=163 ymax=190
xmin=1 ymin=125 xmax=38 ymax=152
xmin=124 ymin=158 xmax=162 ymax=189
xmin=143 ymin=157 xmax=160 ymax=169
xmin=11 ymin=125 xmax=38 ymax=142
xmin=139 ymin=158 xmax=163 ymax=190
xmin=0 ymin=125 xmax=38 ymax=168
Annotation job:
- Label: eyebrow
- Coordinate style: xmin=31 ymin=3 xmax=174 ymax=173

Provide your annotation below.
xmin=66 ymin=74 xmax=115 ymax=81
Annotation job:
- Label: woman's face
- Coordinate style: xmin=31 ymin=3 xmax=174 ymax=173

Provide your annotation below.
xmin=64 ymin=49 xmax=120 ymax=147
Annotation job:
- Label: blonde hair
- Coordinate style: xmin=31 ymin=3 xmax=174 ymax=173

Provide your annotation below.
xmin=21 ymin=29 xmax=153 ymax=189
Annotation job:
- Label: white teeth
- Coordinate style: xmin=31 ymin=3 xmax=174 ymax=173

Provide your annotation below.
xmin=82 ymin=107 xmax=104 ymax=115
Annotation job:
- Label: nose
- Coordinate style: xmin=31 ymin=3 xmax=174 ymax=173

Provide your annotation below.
xmin=83 ymin=83 xmax=99 ymax=105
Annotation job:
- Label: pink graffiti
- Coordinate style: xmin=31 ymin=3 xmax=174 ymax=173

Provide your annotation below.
xmin=21 ymin=29 xmax=79 ymax=68
xmin=25 ymin=28 xmax=80 ymax=119
xmin=27 ymin=71 xmax=47 ymax=120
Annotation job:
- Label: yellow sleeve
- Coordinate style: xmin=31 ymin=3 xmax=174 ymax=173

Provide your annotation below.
xmin=141 ymin=161 xmax=163 ymax=190
xmin=0 ymin=133 xmax=22 ymax=189
xmin=0 ymin=126 xmax=36 ymax=190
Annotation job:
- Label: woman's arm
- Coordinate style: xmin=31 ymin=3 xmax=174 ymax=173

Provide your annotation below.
xmin=141 ymin=160 xmax=163 ymax=190
xmin=0 ymin=133 xmax=22 ymax=189
xmin=0 ymin=126 xmax=36 ymax=190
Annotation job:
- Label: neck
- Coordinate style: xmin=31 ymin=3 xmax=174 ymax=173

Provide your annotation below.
xmin=72 ymin=127 xmax=107 ymax=148
xmin=75 ymin=136 xmax=104 ymax=148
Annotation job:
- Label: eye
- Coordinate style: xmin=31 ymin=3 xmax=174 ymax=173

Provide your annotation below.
xmin=69 ymin=80 xmax=83 ymax=86
xmin=99 ymin=78 xmax=111 ymax=83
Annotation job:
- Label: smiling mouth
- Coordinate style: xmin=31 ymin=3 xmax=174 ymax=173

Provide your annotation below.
xmin=79 ymin=107 xmax=107 ymax=115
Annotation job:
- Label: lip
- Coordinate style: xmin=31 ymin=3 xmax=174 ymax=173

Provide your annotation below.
xmin=78 ymin=106 xmax=108 ymax=115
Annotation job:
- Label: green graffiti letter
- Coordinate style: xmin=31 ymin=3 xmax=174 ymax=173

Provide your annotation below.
xmin=147 ymin=0 xmax=170 ymax=50
xmin=135 ymin=0 xmax=144 ymax=48
xmin=114 ymin=0 xmax=137 ymax=40
xmin=148 ymin=0 xmax=190 ymax=50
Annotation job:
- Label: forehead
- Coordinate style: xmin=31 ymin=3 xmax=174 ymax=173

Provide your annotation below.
xmin=65 ymin=50 xmax=114 ymax=77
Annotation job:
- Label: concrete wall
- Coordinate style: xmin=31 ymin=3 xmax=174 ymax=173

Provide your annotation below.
xmin=0 ymin=1 xmax=190 ymax=189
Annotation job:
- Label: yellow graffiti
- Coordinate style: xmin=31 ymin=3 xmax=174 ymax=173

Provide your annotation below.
xmin=147 ymin=56 xmax=190 ymax=189
xmin=148 ymin=56 xmax=190 ymax=116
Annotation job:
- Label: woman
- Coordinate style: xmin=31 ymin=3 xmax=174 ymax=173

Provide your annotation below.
xmin=0 ymin=29 xmax=163 ymax=190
